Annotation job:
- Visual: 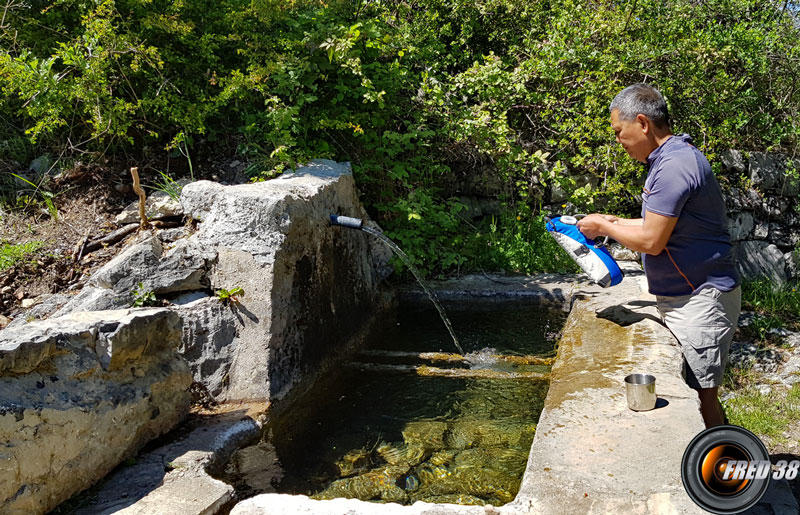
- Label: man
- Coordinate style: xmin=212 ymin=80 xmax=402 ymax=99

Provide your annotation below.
xmin=577 ymin=83 xmax=740 ymax=428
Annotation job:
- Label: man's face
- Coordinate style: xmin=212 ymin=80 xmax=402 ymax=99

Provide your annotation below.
xmin=610 ymin=109 xmax=651 ymax=163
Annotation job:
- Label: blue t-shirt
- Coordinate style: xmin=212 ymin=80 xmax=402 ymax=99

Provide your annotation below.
xmin=641 ymin=134 xmax=739 ymax=296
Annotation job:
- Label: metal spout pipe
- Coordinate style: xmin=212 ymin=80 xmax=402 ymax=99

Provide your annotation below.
xmin=329 ymin=214 xmax=363 ymax=229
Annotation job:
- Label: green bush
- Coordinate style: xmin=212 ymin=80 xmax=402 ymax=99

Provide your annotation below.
xmin=742 ymin=278 xmax=800 ymax=330
xmin=2 ymin=0 xmax=799 ymax=276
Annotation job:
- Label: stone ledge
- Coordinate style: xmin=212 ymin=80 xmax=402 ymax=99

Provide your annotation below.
xmin=0 ymin=308 xmax=178 ymax=374
xmin=509 ymin=263 xmax=797 ymax=514
xmin=70 ymin=407 xmax=265 ymax=515
xmin=509 ymin=263 xmax=708 ymax=513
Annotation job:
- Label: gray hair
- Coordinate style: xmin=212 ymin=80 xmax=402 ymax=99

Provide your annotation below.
xmin=610 ymin=83 xmax=670 ymax=129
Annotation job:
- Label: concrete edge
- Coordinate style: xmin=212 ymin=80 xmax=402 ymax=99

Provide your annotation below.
xmin=507 ymin=263 xmax=709 ymax=514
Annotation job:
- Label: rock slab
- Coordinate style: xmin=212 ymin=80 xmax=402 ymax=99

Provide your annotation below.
xmin=48 ymin=160 xmax=388 ymax=404
xmin=71 ymin=410 xmax=263 ymax=515
xmin=0 ymin=308 xmax=192 ymax=514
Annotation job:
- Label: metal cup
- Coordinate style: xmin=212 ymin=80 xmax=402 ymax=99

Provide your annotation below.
xmin=624 ymin=373 xmax=656 ymax=411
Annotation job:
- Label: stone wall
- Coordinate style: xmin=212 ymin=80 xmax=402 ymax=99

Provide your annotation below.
xmin=0 ymin=308 xmax=192 ymax=514
xmin=721 ymin=150 xmax=800 ymax=285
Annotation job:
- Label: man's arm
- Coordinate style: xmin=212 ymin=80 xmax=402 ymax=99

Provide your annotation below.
xmin=598 ymin=215 xmax=644 ymax=226
xmin=577 ymin=211 xmax=677 ymax=255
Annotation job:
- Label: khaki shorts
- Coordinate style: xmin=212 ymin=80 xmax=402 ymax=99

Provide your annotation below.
xmin=656 ymin=286 xmax=741 ymax=389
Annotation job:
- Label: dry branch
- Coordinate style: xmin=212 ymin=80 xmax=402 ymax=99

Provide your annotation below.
xmin=130 ymin=167 xmax=150 ymax=229
xmin=78 ymin=224 xmax=139 ymax=258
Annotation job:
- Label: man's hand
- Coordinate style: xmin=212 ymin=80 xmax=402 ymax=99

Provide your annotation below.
xmin=577 ymin=214 xmax=610 ymax=240
xmin=578 ymin=211 xmax=676 ymax=255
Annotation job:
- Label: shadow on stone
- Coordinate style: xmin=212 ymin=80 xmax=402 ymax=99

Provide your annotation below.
xmin=621 ymin=268 xmax=645 ymax=277
xmin=570 ymin=292 xmax=600 ymax=304
xmin=768 ymin=453 xmax=800 ymax=509
xmin=595 ymin=302 xmax=662 ymax=327
xmin=654 ymin=397 xmax=670 ymax=409
xmin=230 ymin=302 xmax=259 ymax=324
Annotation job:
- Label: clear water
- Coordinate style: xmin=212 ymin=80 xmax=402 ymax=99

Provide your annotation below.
xmin=219 ymin=301 xmax=563 ymax=506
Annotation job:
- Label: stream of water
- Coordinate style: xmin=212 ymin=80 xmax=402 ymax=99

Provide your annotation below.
xmin=361 ymin=225 xmax=464 ymax=355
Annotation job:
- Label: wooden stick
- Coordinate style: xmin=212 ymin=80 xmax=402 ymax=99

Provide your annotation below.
xmin=81 ymin=224 xmax=139 ymax=256
xmin=151 ymin=219 xmax=183 ymax=229
xmin=72 ymin=230 xmax=91 ymax=263
xmin=130 ymin=167 xmax=149 ymax=229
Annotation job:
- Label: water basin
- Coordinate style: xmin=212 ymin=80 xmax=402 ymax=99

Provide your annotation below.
xmin=217 ymin=299 xmax=564 ymax=506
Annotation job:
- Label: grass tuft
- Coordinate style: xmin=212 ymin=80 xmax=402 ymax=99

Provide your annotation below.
xmin=146 ymin=171 xmax=183 ymax=202
xmin=723 ymin=384 xmax=800 ymax=444
xmin=0 ymin=240 xmax=45 ymax=271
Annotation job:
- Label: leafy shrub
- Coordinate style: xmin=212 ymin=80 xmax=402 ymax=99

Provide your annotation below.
xmin=2 ymin=0 xmax=799 ymax=276
xmin=480 ymin=210 xmax=580 ymax=275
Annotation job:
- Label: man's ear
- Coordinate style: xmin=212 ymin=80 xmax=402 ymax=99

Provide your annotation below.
xmin=635 ymin=113 xmax=651 ymax=134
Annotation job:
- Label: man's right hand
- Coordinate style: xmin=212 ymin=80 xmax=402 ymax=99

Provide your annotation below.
xmin=576 ymin=214 xmax=610 ymax=240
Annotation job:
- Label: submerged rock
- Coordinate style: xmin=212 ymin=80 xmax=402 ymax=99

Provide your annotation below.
xmin=224 ymin=441 xmax=283 ymax=493
xmin=402 ymin=420 xmax=447 ymax=450
xmin=313 ymin=465 xmax=409 ymax=502
xmin=335 ymin=447 xmax=372 ymax=477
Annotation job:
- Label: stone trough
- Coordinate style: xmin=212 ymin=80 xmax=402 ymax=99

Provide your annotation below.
xmin=2 ymin=161 xmax=797 ymax=514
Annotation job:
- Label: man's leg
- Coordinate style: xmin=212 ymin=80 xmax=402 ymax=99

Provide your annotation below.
xmin=698 ymin=387 xmax=725 ymax=428
xmin=658 ymin=287 xmax=740 ymax=429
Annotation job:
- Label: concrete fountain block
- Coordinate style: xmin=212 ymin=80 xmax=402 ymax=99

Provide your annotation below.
xmin=178 ymin=160 xmax=390 ymax=402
